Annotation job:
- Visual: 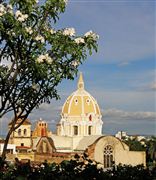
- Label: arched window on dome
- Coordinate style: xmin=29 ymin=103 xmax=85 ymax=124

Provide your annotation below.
xmin=18 ymin=129 xmax=21 ymax=136
xmin=23 ymin=129 xmax=27 ymax=136
xmin=103 ymin=145 xmax=114 ymax=168
xmin=73 ymin=126 xmax=78 ymax=135
xmin=88 ymin=126 xmax=92 ymax=135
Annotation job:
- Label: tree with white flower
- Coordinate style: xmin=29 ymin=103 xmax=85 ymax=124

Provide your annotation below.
xmin=0 ymin=0 xmax=99 ymax=161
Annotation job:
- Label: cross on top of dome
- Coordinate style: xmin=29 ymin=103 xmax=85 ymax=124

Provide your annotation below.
xmin=78 ymin=72 xmax=84 ymax=90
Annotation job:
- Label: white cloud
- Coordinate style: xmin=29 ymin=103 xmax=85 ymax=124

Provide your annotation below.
xmin=102 ymin=108 xmax=156 ymax=121
xmin=38 ymin=103 xmax=62 ymax=111
xmin=150 ymin=82 xmax=156 ymax=91
xmin=90 ymin=89 xmax=155 ymax=112
xmin=118 ymin=61 xmax=130 ymax=67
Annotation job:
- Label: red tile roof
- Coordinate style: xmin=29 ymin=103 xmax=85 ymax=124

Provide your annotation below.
xmin=16 ymin=146 xmax=31 ymax=149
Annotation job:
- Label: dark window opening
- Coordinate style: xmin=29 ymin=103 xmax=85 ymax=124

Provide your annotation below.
xmin=24 ymin=129 xmax=27 ymax=136
xmin=73 ymin=126 xmax=78 ymax=135
xmin=18 ymin=129 xmax=21 ymax=136
xmin=88 ymin=126 xmax=92 ymax=135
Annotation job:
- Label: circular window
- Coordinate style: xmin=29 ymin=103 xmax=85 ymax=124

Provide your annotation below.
xmin=86 ymin=99 xmax=90 ymax=105
xmin=74 ymin=99 xmax=78 ymax=105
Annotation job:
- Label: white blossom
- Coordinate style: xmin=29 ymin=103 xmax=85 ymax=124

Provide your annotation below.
xmin=25 ymin=27 xmax=33 ymax=34
xmin=63 ymin=28 xmax=75 ymax=36
xmin=50 ymin=29 xmax=56 ymax=34
xmin=32 ymin=83 xmax=40 ymax=91
xmin=7 ymin=4 xmax=13 ymax=14
xmin=36 ymin=55 xmax=44 ymax=63
xmin=72 ymin=60 xmax=79 ymax=67
xmin=15 ymin=10 xmax=21 ymax=17
xmin=36 ymin=54 xmax=53 ymax=64
xmin=35 ymin=0 xmax=39 ymax=3
xmin=0 ymin=4 xmax=6 ymax=16
xmin=84 ymin=161 xmax=89 ymax=165
xmin=97 ymin=164 xmax=103 ymax=169
xmin=7 ymin=30 xmax=16 ymax=37
xmin=12 ymin=32 xmax=16 ymax=36
xmin=74 ymin=37 xmax=85 ymax=44
xmin=15 ymin=10 xmax=28 ymax=22
xmin=35 ymin=35 xmax=45 ymax=43
xmin=40 ymin=164 xmax=45 ymax=168
xmin=64 ymin=0 xmax=68 ymax=5
xmin=84 ymin=30 xmax=99 ymax=40
xmin=44 ymin=53 xmax=53 ymax=64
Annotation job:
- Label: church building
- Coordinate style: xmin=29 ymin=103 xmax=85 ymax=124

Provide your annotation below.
xmin=7 ymin=73 xmax=146 ymax=168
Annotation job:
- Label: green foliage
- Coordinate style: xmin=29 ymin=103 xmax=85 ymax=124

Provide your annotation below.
xmin=0 ymin=0 xmax=99 ymax=119
xmin=0 ymin=157 xmax=156 ymax=180
xmin=124 ymin=138 xmax=146 ymax=151
xmin=0 ymin=0 xmax=99 ymax=159
xmin=123 ymin=136 xmax=156 ymax=167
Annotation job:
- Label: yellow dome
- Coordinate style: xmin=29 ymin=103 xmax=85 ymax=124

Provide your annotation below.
xmin=62 ymin=73 xmax=101 ymax=117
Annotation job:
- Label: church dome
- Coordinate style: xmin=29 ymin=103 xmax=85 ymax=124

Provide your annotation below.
xmin=61 ymin=73 xmax=101 ymax=119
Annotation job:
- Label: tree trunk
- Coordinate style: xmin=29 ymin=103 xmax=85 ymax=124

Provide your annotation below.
xmin=1 ymin=115 xmax=27 ymax=162
xmin=1 ymin=128 xmax=13 ymax=161
xmin=1 ymin=116 xmax=17 ymax=162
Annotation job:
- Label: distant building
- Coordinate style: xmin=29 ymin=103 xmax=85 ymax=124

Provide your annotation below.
xmin=8 ymin=118 xmax=32 ymax=153
xmin=115 ymin=131 xmax=129 ymax=140
xmin=6 ymin=73 xmax=146 ymax=167
xmin=0 ymin=139 xmax=16 ymax=155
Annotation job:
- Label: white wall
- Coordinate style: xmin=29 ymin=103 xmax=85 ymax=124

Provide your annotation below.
xmin=0 ymin=143 xmax=16 ymax=154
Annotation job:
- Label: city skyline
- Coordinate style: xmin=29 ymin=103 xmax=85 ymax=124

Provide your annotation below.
xmin=0 ymin=0 xmax=155 ymax=136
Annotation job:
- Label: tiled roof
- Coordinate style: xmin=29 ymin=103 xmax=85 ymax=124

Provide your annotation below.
xmin=16 ymin=146 xmax=31 ymax=149
xmin=0 ymin=139 xmax=5 ymax=144
xmin=75 ymin=135 xmax=103 ymax=151
xmin=8 ymin=118 xmax=31 ymax=126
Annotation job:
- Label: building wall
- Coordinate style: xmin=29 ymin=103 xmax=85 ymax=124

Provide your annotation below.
xmin=9 ymin=124 xmax=32 ymax=147
xmin=59 ymin=118 xmax=102 ymax=137
xmin=11 ymin=137 xmax=32 ymax=147
xmin=92 ymin=136 xmax=146 ymax=166
xmin=115 ymin=150 xmax=146 ymax=166
xmin=34 ymin=153 xmax=75 ymax=164
xmin=11 ymin=125 xmax=31 ymax=137
xmin=32 ymin=120 xmax=52 ymax=138
xmin=16 ymin=152 xmax=35 ymax=161
xmin=0 ymin=144 xmax=16 ymax=154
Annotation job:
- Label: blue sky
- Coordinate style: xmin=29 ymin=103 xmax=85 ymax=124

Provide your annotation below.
xmin=0 ymin=0 xmax=155 ymax=136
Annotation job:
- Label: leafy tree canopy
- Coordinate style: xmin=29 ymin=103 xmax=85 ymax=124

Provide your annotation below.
xmin=0 ymin=0 xmax=98 ymax=121
xmin=0 ymin=0 xmax=99 ymax=159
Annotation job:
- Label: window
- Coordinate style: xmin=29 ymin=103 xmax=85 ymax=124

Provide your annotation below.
xmin=104 ymin=145 xmax=113 ymax=168
xmin=23 ymin=129 xmax=27 ymax=136
xmin=74 ymin=99 xmax=78 ymax=105
xmin=18 ymin=129 xmax=21 ymax=136
xmin=73 ymin=126 xmax=78 ymax=135
xmin=86 ymin=99 xmax=90 ymax=105
xmin=89 ymin=114 xmax=92 ymax=121
xmin=88 ymin=126 xmax=92 ymax=135
xmin=21 ymin=143 xmax=24 ymax=146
